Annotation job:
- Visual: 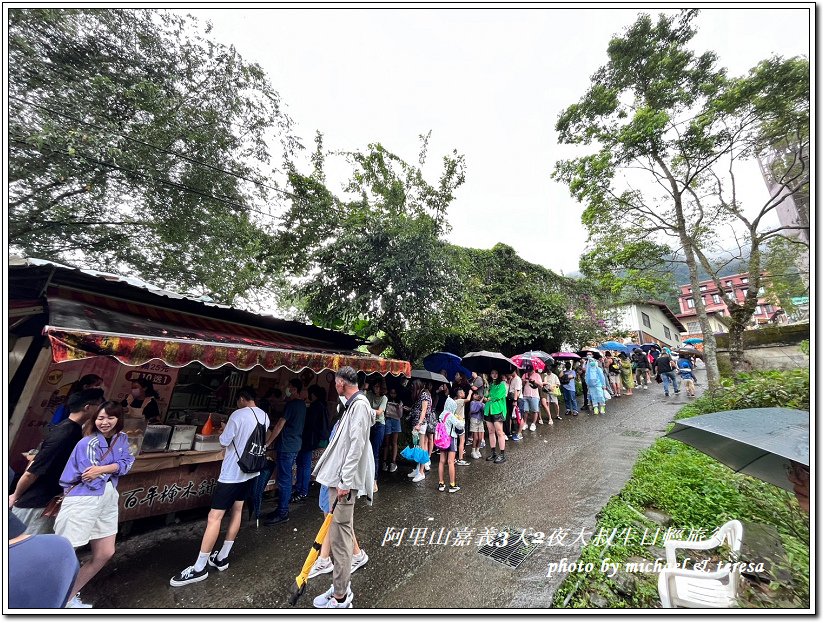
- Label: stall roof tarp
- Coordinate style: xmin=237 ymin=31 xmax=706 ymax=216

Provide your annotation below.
xmin=43 ymin=297 xmax=410 ymax=377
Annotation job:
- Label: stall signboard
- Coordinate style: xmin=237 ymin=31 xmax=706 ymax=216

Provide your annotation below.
xmin=118 ymin=461 xmax=221 ymax=521
xmin=110 ymin=360 xmax=179 ymax=418
xmin=10 ymin=357 xmax=121 ymax=473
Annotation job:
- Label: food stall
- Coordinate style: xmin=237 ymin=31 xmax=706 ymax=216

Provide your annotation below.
xmin=9 ymin=258 xmax=410 ymax=522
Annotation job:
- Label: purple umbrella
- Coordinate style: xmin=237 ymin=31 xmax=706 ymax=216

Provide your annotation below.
xmin=551 ymin=352 xmax=581 ymax=361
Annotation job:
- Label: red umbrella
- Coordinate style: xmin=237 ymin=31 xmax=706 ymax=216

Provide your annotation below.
xmin=511 ymin=354 xmax=546 ymax=372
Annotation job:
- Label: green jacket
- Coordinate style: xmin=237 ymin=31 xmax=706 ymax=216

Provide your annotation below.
xmin=483 ymin=381 xmax=507 ymax=417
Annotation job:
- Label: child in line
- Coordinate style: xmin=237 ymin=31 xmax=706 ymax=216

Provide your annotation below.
xmin=468 ymin=392 xmax=485 ymax=459
xmin=677 ymin=355 xmax=697 ymax=397
xmin=453 ymin=388 xmax=470 ymax=466
xmin=436 ymin=409 xmax=464 ymax=493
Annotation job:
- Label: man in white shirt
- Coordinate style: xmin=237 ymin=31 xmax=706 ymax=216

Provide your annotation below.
xmin=170 ymin=387 xmax=269 ymax=587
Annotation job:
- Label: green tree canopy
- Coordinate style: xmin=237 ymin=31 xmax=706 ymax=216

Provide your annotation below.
xmin=9 ymin=8 xmax=298 ymax=303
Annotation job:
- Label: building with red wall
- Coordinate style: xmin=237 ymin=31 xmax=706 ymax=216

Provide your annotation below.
xmin=676 ymin=273 xmax=785 ymax=339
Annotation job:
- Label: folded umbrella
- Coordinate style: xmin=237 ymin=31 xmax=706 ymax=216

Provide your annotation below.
xmin=666 ymin=408 xmax=809 ymax=490
xmin=461 ymin=350 xmax=517 ymax=374
xmin=289 ymin=498 xmax=339 ymax=606
xmin=422 ymin=352 xmax=471 ymax=381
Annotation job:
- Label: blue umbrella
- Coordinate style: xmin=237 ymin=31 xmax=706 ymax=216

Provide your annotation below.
xmin=599 ymin=341 xmax=629 ymax=354
xmin=624 ymin=343 xmax=642 ymax=352
xmin=684 ymin=338 xmax=704 ymax=345
xmin=423 ymin=351 xmax=471 ymax=381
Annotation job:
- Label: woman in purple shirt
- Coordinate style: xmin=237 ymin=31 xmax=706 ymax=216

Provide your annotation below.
xmin=54 ymin=401 xmax=134 ymax=608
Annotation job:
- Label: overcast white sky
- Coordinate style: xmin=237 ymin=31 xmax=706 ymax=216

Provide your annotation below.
xmin=188 ymin=6 xmax=810 ymax=275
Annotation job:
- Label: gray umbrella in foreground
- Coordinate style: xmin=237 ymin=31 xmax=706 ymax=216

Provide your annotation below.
xmin=410 ymin=369 xmax=450 ymax=384
xmin=665 ymin=408 xmax=809 ymax=491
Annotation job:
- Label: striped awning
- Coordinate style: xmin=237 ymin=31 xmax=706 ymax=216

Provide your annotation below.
xmin=43 ymin=297 xmax=410 ymax=377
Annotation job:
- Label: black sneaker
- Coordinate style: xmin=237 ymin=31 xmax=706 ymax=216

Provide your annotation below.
xmin=170 ymin=565 xmax=209 ymax=587
xmin=438 ymin=482 xmax=446 ymax=492
xmin=556 ymin=415 xmax=563 ymax=421
xmin=664 ymin=392 xmax=670 ymax=397
xmin=290 ymin=493 xmax=307 ymax=504
xmin=674 ymin=390 xmax=681 ymax=394
xmin=486 ymin=453 xmax=498 ymax=461
xmin=493 ymin=454 xmax=507 ymax=464
xmin=263 ymin=512 xmax=289 ymax=526
xmin=208 ymin=551 xmax=229 ymax=571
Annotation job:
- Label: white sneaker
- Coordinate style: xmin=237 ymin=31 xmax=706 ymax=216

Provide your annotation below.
xmin=503 ymin=435 xmax=509 ymax=440
xmin=529 ymin=423 xmax=537 ymax=431
xmin=412 ymin=472 xmax=426 ymax=483
xmin=407 ymin=469 xmax=418 ymax=478
xmin=424 ymin=461 xmax=431 ymax=471
xmin=308 ymin=556 xmax=334 ymax=579
xmin=351 ymin=550 xmax=369 ymax=573
xmin=474 ymin=449 xmax=482 ymax=459
xmin=480 ymin=440 xmax=486 ymax=449
xmin=313 ymin=583 xmax=354 ymax=608
xmin=65 ymin=594 xmax=93 ymax=608
xmin=389 ymin=463 xmax=398 ymax=473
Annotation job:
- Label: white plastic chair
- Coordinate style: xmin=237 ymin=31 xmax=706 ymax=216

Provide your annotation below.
xmin=657 ymin=519 xmax=744 ymax=608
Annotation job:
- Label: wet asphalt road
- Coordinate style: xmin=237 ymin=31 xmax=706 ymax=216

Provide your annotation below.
xmin=81 ymin=372 xmax=705 ymax=610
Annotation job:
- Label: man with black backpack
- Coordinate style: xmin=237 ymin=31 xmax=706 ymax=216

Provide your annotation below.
xmin=170 ymin=387 xmax=269 ymax=587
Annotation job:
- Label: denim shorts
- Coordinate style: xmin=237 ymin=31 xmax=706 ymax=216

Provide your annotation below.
xmin=384 ymin=417 xmax=402 ymax=434
xmin=523 ymin=395 xmax=540 ymax=412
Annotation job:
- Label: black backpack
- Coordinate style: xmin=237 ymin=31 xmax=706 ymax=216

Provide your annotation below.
xmin=233 ymin=408 xmax=268 ymax=473
xmin=608 ymin=359 xmax=621 ymax=374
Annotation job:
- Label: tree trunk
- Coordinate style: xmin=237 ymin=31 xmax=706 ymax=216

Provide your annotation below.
xmin=726 ymin=312 xmax=750 ymax=374
xmin=682 ymin=248 xmax=722 ymax=389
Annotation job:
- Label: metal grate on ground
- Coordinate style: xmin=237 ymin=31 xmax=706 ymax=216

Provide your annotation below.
xmin=477 ymin=526 xmax=539 ymax=569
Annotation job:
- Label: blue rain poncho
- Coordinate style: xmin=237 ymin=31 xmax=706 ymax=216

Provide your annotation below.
xmin=585 ymin=359 xmax=607 ymax=405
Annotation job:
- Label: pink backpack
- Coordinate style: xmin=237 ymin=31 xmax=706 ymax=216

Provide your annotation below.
xmin=434 ymin=412 xmax=453 ymax=449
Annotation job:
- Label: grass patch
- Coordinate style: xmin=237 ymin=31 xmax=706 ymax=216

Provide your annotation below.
xmin=552 ymin=369 xmax=810 ymax=608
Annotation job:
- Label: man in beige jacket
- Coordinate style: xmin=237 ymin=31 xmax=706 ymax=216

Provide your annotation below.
xmin=311 ymin=366 xmax=374 ymax=609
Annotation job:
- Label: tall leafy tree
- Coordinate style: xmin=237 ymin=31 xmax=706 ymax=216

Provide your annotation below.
xmin=553 ymin=10 xmax=809 ymax=384
xmin=277 ymin=135 xmax=466 ymax=363
xmin=9 ymin=9 xmax=299 ymax=303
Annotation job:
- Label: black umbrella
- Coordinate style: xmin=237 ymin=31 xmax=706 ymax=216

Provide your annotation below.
xmin=577 ymin=348 xmax=603 ymax=360
xmin=677 ymin=346 xmax=703 ymax=358
xmin=461 ymin=351 xmax=517 ymax=375
xmin=410 ymin=369 xmax=450 ymax=384
xmin=666 ymin=408 xmax=809 ymax=491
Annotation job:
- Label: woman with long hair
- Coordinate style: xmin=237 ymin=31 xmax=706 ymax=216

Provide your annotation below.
xmin=407 ymin=380 xmax=432 ymax=483
xmin=483 ymin=369 xmax=508 ymax=464
xmin=54 ymin=401 xmax=134 ymax=607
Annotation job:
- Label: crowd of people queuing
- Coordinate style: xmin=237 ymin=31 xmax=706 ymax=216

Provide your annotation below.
xmin=8 ymin=346 xmax=700 ymax=609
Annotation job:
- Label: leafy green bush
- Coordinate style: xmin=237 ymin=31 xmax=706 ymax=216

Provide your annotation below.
xmin=799 ymin=339 xmax=809 ymax=356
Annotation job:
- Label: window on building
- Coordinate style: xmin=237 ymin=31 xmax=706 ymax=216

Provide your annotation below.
xmin=664 ymin=326 xmax=671 ymax=339
xmin=699 ymin=285 xmax=707 ymax=292
xmin=687 ymin=322 xmax=701 ymax=333
xmin=642 ymin=312 xmax=651 ymax=328
xmin=765 ymin=304 xmax=773 ymax=313
xmin=725 ymin=280 xmax=733 ymax=287
xmin=687 ymin=288 xmax=692 ymax=293
xmin=687 ymin=298 xmax=695 ymax=309
xmin=712 ymin=294 xmax=721 ymax=304
xmin=754 ymin=305 xmax=762 ymax=315
xmin=741 ymin=277 xmax=749 ymax=284
xmin=758 ymin=286 xmax=765 ymax=295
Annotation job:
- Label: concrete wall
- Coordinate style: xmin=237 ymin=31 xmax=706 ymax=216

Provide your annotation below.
xmin=716 ymin=344 xmax=808 ymax=371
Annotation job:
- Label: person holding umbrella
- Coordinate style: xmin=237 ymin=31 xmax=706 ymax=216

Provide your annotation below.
xmin=483 ymin=369 xmax=508 ymax=463
xmin=631 ymin=348 xmax=650 ymax=389
xmin=559 ymin=362 xmax=579 ymax=416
